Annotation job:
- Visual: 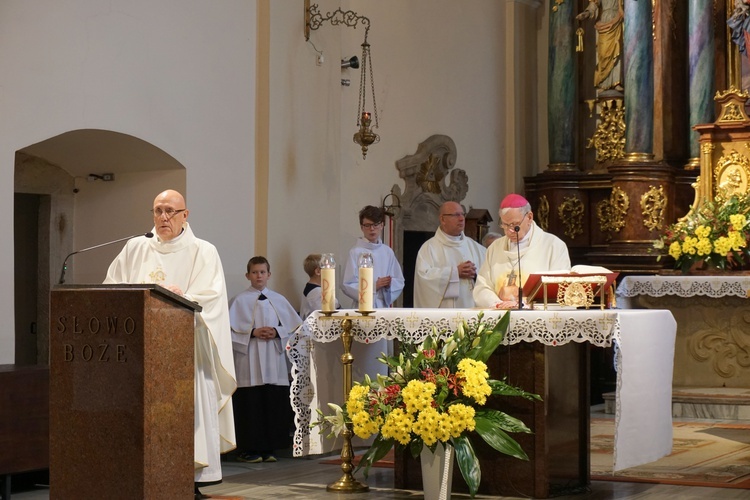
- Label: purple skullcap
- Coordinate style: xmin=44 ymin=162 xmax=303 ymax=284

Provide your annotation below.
xmin=500 ymin=194 xmax=529 ymax=209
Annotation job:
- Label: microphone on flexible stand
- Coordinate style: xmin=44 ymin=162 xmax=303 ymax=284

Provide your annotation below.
xmin=58 ymin=232 xmax=154 ymax=284
xmin=514 ymin=226 xmax=523 ymax=310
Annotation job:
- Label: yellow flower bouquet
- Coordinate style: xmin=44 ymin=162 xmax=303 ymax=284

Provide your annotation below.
xmin=653 ymin=193 xmax=750 ymax=272
xmin=313 ymin=312 xmax=540 ymax=497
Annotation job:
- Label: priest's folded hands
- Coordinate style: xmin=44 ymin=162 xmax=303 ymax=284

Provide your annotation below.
xmin=493 ymin=299 xmax=519 ymax=310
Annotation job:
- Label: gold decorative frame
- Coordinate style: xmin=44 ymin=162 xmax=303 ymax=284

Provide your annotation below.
xmin=713 ymin=150 xmax=750 ymax=199
xmin=598 ymin=187 xmax=629 ymax=234
xmin=640 ymin=185 xmax=667 ymax=232
xmin=537 ymin=195 xmax=550 ymax=231
xmin=557 ymin=196 xmax=584 ymax=240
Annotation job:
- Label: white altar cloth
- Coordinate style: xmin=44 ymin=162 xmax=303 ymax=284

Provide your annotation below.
xmin=616 ymin=275 xmax=750 ymax=387
xmin=286 ymin=308 xmax=676 ymax=472
xmin=617 ymin=275 xmax=750 ymax=301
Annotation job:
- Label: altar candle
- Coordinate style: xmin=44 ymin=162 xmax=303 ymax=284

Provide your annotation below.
xmin=320 ymin=253 xmax=336 ymax=312
xmin=357 ymin=252 xmax=374 ymax=311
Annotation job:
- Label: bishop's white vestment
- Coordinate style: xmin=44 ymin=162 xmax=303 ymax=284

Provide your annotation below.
xmin=473 ymin=221 xmax=571 ymax=308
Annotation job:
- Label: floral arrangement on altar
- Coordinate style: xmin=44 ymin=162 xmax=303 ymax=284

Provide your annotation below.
xmin=312 ymin=312 xmax=540 ymax=497
xmin=653 ymin=193 xmax=750 ymax=273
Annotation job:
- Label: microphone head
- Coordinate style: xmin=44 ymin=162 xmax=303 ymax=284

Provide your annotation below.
xmin=145 ymin=232 xmax=154 ymax=238
xmin=513 ymin=226 xmax=521 ymax=232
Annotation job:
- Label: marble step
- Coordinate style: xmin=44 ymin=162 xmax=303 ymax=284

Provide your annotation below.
xmin=602 ymin=387 xmax=750 ymax=420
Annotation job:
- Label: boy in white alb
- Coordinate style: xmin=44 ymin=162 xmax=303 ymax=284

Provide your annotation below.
xmin=342 ymin=205 xmax=405 ymax=308
xmin=342 ymin=205 xmax=404 ymax=381
xmin=300 ymin=253 xmax=340 ymax=319
xmin=230 ymin=256 xmax=301 ymax=463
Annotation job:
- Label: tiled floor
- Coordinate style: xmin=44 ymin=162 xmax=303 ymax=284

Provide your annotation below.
xmin=8 ymin=457 xmax=747 ymax=500
xmin=6 ymin=408 xmax=749 ymax=499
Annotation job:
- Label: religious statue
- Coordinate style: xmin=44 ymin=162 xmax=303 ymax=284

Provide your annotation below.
xmin=576 ymin=0 xmax=624 ymax=93
xmin=728 ymin=0 xmax=750 ymax=62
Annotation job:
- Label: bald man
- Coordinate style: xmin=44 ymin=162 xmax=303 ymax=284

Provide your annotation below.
xmin=413 ymin=201 xmax=486 ymax=308
xmin=104 ymin=189 xmax=237 ymax=496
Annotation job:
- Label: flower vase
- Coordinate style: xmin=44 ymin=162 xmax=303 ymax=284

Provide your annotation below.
xmin=420 ymin=443 xmax=454 ymax=500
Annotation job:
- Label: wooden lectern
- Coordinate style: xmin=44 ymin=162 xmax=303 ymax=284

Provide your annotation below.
xmin=50 ymin=284 xmax=200 ymax=499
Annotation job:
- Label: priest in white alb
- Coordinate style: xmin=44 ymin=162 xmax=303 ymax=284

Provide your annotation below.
xmin=104 ymin=189 xmax=237 ymax=498
xmin=413 ymin=201 xmax=486 ymax=308
xmin=473 ymin=194 xmax=571 ymax=309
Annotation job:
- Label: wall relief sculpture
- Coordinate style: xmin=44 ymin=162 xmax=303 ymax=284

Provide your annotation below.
xmin=389 ymin=134 xmax=469 ymax=307
xmin=390 ymin=134 xmax=467 ymax=233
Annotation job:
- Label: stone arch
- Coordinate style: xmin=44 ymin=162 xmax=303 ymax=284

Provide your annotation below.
xmin=14 ymin=129 xmax=185 ymax=364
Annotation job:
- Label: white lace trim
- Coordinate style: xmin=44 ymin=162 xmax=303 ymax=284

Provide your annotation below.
xmin=616 ymin=275 xmax=750 ymax=298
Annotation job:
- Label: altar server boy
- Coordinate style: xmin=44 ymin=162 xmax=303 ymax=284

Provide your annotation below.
xmin=230 ymin=256 xmax=301 ymax=463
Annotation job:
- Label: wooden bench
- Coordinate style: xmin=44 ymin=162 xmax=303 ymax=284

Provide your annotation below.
xmin=0 ymin=365 xmax=49 ymax=500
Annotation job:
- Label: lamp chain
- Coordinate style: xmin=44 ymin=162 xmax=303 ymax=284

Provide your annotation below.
xmin=368 ymin=41 xmax=379 ymax=128
xmin=357 ymin=43 xmax=367 ymax=126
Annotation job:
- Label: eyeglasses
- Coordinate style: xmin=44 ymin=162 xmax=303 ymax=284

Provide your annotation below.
xmin=500 ymin=218 xmax=526 ymax=231
xmin=361 ymin=222 xmax=383 ymax=229
xmin=151 ymin=208 xmax=186 ymax=219
xmin=441 ymin=212 xmax=465 ymax=218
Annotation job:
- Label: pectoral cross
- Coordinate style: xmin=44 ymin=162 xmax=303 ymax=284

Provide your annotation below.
xmin=507 ymin=269 xmax=517 ymax=287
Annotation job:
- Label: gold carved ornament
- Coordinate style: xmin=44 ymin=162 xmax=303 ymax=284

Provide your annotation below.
xmin=416 ymin=154 xmax=444 ymax=194
xmin=557 ymin=281 xmax=596 ymax=309
xmin=713 ymin=150 xmax=750 ymax=200
xmin=701 ymin=142 xmax=715 ymax=155
xmin=531 ymin=275 xmax=608 ymax=310
xmin=595 ymin=200 xmax=614 ymax=241
xmin=557 ymin=196 xmax=584 ymax=240
xmin=537 ymin=195 xmax=550 ymax=231
xmin=640 ymin=185 xmax=667 ymax=232
xmin=587 ymin=99 xmax=626 ymax=163
xmin=597 ymin=186 xmax=629 ymax=235
xmin=715 ymin=86 xmax=750 ymax=123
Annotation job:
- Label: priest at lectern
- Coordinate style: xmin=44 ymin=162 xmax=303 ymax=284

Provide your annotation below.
xmin=104 ymin=189 xmax=237 ymax=497
xmin=474 ymin=194 xmax=571 ymax=309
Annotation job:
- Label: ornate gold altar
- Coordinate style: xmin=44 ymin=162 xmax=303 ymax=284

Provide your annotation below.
xmin=693 ymin=87 xmax=750 ymax=207
xmin=525 ymin=2 xmax=747 ymax=274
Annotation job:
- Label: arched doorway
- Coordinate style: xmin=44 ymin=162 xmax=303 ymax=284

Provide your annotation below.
xmin=14 ymin=129 xmax=186 ymax=365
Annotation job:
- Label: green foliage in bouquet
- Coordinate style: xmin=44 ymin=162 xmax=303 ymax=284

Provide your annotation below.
xmin=653 ymin=193 xmax=750 ymax=272
xmin=312 ymin=312 xmax=540 ymax=497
